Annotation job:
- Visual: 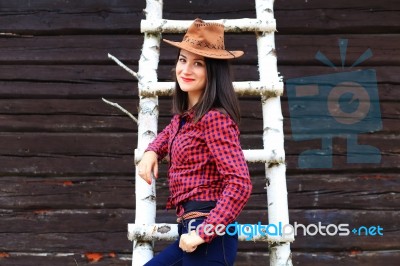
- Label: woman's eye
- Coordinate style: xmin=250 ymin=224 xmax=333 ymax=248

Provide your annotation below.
xmin=194 ymin=62 xmax=203 ymax=66
xmin=179 ymin=58 xmax=186 ymax=63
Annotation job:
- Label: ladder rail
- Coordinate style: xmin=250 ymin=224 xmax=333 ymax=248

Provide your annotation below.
xmin=132 ymin=0 xmax=162 ymax=264
xmin=256 ymin=0 xmax=293 ymax=265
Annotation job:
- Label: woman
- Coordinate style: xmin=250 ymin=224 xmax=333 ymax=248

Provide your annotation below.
xmin=138 ymin=18 xmax=252 ymax=266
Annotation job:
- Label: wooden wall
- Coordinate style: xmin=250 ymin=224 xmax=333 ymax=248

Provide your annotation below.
xmin=0 ymin=0 xmax=399 ymax=265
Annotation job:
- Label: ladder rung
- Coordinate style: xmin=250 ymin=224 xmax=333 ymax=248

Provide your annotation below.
xmin=128 ymin=223 xmax=294 ymax=243
xmin=243 ymin=149 xmax=284 ymax=163
xmin=141 ymin=18 xmax=276 ymax=33
xmin=135 ymin=149 xmax=285 ymax=164
xmin=139 ymin=81 xmax=283 ymax=97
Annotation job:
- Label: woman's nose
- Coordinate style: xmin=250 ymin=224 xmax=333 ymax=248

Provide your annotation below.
xmin=182 ymin=64 xmax=192 ymax=74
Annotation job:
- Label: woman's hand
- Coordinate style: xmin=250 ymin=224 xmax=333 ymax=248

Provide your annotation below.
xmin=137 ymin=151 xmax=158 ymax=185
xmin=179 ymin=230 xmax=205 ymax=253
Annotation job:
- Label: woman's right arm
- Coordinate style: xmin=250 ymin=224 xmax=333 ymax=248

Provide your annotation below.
xmin=138 ymin=122 xmax=172 ymax=184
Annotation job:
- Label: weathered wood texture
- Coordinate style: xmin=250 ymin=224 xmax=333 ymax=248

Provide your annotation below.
xmin=0 ymin=0 xmax=399 ymax=265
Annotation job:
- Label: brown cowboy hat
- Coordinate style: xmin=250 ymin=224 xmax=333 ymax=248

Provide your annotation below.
xmin=163 ymin=18 xmax=244 ymax=59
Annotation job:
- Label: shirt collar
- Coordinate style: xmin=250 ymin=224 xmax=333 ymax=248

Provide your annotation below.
xmin=181 ymin=108 xmax=195 ymax=121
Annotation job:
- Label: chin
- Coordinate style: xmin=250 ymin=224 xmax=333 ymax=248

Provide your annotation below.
xmin=179 ymin=86 xmax=192 ymax=92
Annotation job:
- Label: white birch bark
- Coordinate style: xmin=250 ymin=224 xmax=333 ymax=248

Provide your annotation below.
xmin=256 ymin=0 xmax=293 ymax=265
xmin=135 ymin=148 xmax=283 ymax=164
xmin=132 ymin=0 xmax=163 ymax=265
xmin=141 ymin=18 xmax=276 ymax=33
xmin=138 ymin=81 xmax=283 ymax=97
xmin=128 ymin=223 xmax=295 ymax=242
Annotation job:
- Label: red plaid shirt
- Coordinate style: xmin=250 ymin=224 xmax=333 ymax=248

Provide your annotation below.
xmin=146 ymin=109 xmax=252 ymax=242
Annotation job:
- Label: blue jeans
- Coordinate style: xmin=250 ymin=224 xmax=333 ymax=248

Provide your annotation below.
xmin=144 ymin=218 xmax=238 ymax=266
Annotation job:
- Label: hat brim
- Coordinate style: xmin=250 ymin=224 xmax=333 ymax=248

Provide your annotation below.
xmin=163 ymin=39 xmax=243 ymax=59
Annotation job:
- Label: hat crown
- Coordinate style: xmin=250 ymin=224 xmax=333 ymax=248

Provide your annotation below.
xmin=183 ymin=18 xmax=225 ymax=51
xmin=162 ymin=18 xmax=243 ymax=59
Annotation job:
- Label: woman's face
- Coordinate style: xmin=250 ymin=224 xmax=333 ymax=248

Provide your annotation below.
xmin=176 ymin=49 xmax=207 ymax=106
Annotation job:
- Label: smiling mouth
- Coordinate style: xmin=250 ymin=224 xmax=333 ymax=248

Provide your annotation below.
xmin=181 ymin=77 xmax=194 ymax=82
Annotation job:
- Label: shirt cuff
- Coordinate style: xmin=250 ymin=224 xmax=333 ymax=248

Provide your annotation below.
xmin=144 ymin=147 xmax=161 ymax=161
xmin=196 ymin=222 xmax=226 ymax=243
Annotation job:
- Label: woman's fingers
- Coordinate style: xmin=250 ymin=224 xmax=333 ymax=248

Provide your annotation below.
xmin=153 ymin=161 xmax=159 ymax=179
xmin=179 ymin=234 xmax=198 ymax=253
xmin=137 ymin=151 xmax=158 ymax=185
xmin=145 ymin=164 xmax=153 ymax=184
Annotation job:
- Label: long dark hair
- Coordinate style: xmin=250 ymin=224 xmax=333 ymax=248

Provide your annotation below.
xmin=172 ymin=56 xmax=240 ymax=124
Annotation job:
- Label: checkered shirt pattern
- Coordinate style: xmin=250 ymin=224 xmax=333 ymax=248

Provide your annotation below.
xmin=145 ymin=109 xmax=252 ymax=242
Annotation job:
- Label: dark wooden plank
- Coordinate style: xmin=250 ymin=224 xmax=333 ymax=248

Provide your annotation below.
xmin=2 ymin=34 xmax=399 ymax=66
xmin=1 ymin=1 xmax=399 ymax=35
xmin=1 ymin=250 xmax=399 ymax=266
xmin=275 ymin=9 xmax=400 ymax=34
xmin=0 ymin=99 xmax=141 ymax=116
xmin=0 ymin=209 xmax=398 ymax=252
xmin=0 ymin=101 xmax=397 ymax=134
xmin=0 ymin=65 xmax=398 ymax=100
xmin=0 ymin=81 xmax=137 ymax=99
xmin=290 ymin=251 xmax=400 ymax=266
xmin=0 ymin=155 xmax=138 ymax=176
xmin=0 ymin=149 xmax=398 ymax=176
xmin=0 ymin=131 xmax=397 ymax=157
xmin=165 ymin=2 xmax=400 ymax=35
xmin=0 ymin=34 xmax=400 ymax=68
xmin=0 ymin=156 xmax=260 ymax=176
xmin=0 ymin=98 xmax=261 ymax=116
xmin=0 ymin=232 xmax=131 ymax=253
xmin=0 ymin=113 xmax=263 ymax=133
xmin=251 ymin=173 xmax=400 ymax=210
xmin=0 ymin=98 xmax=396 ymax=119
xmin=0 ymin=114 xmax=256 ymax=134
xmin=0 ymin=132 xmax=257 ymax=157
xmin=275 ymin=0 xmax=400 ymax=9
xmin=0 ymin=34 xmax=251 ymax=65
xmin=235 ymin=250 xmax=400 ymax=266
xmin=0 ymin=1 xmax=254 ymax=35
xmin=0 ymin=209 xmax=133 ymax=234
xmin=0 ymin=133 xmax=138 ymax=156
xmin=0 ymin=132 xmax=397 ymax=173
xmin=0 ymin=252 xmax=131 ymax=266
xmin=0 ymin=65 xmax=261 ymax=83
xmin=275 ymin=34 xmax=400 ymax=67
xmin=0 ymin=176 xmax=136 ymax=210
xmin=279 ymin=66 xmax=400 ymax=85
xmin=0 ymin=0 xmax=144 ymax=11
xmin=0 ymin=65 xmax=137 ymax=84
xmin=0 ymin=82 xmax=398 ymax=102
xmin=0 ymin=64 xmax=398 ymax=87
xmin=2 ymin=0 xmax=398 ymax=15
xmin=0 ymin=35 xmax=143 ymax=65
xmin=0 ymin=172 xmax=398 ymax=210
xmin=0 ymin=0 xmax=146 ymax=34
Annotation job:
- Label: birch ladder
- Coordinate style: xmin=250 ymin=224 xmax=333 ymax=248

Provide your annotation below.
xmin=128 ymin=0 xmax=293 ymax=265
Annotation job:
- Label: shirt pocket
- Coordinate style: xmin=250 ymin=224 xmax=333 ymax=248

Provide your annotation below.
xmin=172 ymin=131 xmax=208 ymax=167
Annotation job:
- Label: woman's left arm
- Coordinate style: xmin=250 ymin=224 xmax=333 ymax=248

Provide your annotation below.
xmin=199 ymin=110 xmax=253 ymax=243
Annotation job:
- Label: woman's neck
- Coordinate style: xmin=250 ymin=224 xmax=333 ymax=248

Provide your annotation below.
xmin=188 ymin=92 xmax=202 ymax=109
